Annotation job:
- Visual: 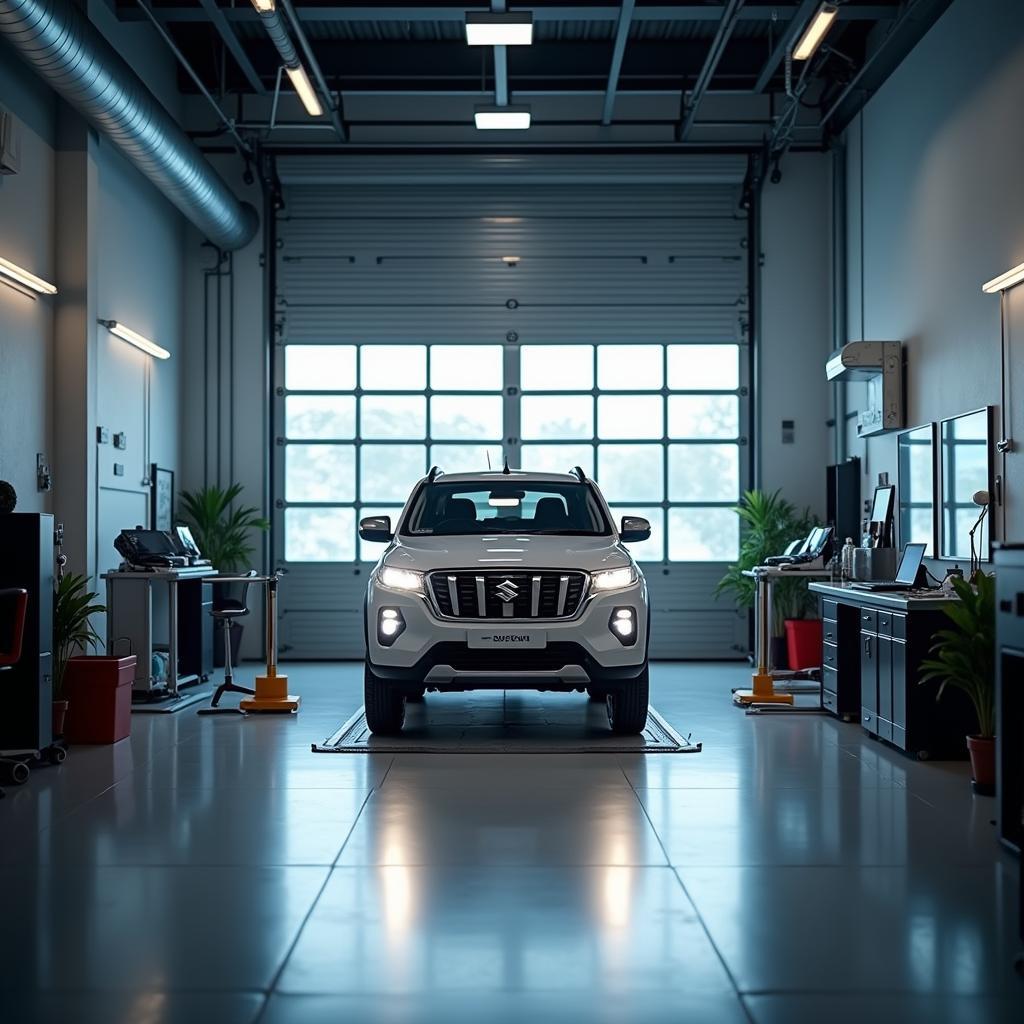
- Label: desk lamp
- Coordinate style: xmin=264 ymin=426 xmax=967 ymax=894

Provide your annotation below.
xmin=969 ymin=490 xmax=990 ymax=583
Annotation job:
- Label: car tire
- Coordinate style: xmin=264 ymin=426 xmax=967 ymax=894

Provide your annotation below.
xmin=586 ymin=686 xmax=609 ymax=702
xmin=605 ymin=664 xmax=649 ymax=735
xmin=364 ymin=662 xmax=406 ymax=735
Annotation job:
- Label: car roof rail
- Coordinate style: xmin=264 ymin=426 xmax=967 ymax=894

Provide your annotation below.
xmin=427 ymin=465 xmax=443 ymax=483
xmin=570 ymin=465 xmax=587 ymax=483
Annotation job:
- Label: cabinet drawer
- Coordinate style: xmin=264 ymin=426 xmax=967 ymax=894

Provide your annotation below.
xmin=822 ymin=686 xmax=838 ymax=715
xmin=877 ymin=610 xmax=894 ymax=636
xmin=859 ymin=609 xmax=878 ymax=633
xmin=891 ymin=613 xmax=906 ymax=640
xmin=822 ymin=618 xmax=839 ymax=645
xmin=861 ymin=706 xmax=877 ymax=734
xmin=822 ymin=599 xmax=840 ymax=621
xmin=877 ymin=717 xmax=893 ymax=743
xmin=822 ymin=642 xmax=839 ymax=670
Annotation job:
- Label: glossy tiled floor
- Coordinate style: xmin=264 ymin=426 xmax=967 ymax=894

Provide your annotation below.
xmin=1 ymin=663 xmax=1021 ymax=1023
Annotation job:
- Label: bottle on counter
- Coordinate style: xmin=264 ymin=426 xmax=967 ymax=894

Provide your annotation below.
xmin=841 ymin=537 xmax=856 ymax=582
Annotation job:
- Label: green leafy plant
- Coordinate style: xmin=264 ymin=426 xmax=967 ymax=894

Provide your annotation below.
xmin=919 ymin=572 xmax=996 ymax=737
xmin=53 ymin=573 xmax=105 ymax=700
xmin=178 ymin=483 xmax=270 ymax=571
xmin=714 ymin=489 xmax=817 ymax=636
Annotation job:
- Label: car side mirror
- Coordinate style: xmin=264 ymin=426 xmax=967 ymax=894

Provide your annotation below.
xmin=619 ymin=516 xmax=651 ymax=544
xmin=359 ymin=515 xmax=393 ymax=543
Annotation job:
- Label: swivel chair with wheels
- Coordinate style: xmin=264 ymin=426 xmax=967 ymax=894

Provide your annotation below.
xmin=198 ymin=572 xmax=257 ymax=715
xmin=0 ymin=588 xmax=30 ymax=793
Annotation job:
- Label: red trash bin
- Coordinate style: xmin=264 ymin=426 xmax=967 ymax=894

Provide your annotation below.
xmin=64 ymin=654 xmax=137 ymax=744
xmin=784 ymin=619 xmax=822 ymax=671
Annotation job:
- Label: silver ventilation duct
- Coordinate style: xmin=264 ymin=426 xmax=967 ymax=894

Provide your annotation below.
xmin=0 ymin=0 xmax=258 ymax=250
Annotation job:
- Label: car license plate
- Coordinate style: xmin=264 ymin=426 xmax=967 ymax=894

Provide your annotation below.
xmin=467 ymin=630 xmax=547 ymax=649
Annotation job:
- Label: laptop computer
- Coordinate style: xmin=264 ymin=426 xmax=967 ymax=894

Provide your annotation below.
xmin=849 ymin=542 xmax=927 ymax=592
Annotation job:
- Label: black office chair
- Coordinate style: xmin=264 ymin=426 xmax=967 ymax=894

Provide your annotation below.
xmin=198 ymin=572 xmax=257 ymax=715
xmin=0 ymin=588 xmax=30 ymax=793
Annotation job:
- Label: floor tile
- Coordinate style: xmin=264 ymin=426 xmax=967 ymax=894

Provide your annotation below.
xmin=0 ymin=991 xmax=264 ymax=1024
xmin=744 ymin=993 xmax=1024 ymax=1024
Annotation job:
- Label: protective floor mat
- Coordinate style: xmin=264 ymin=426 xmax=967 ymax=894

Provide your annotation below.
xmin=312 ymin=691 xmax=701 ymax=754
xmin=131 ymin=689 xmax=211 ymax=714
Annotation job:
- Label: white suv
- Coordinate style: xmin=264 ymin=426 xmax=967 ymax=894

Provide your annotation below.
xmin=359 ymin=466 xmax=651 ymax=735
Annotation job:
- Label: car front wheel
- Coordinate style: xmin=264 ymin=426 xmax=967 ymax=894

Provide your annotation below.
xmin=364 ymin=662 xmax=406 ymax=735
xmin=605 ymin=664 xmax=649 ymax=735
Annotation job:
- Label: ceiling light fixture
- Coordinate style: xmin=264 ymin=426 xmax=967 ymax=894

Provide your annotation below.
xmin=0 ymin=256 xmax=57 ymax=296
xmin=465 ymin=11 xmax=534 ymax=46
xmin=982 ymin=260 xmax=1024 ymax=294
xmin=99 ymin=320 xmax=171 ymax=360
xmin=792 ymin=3 xmax=838 ymax=61
xmin=286 ymin=64 xmax=323 ymax=117
xmin=474 ymin=105 xmax=531 ymax=130
xmin=249 ymin=0 xmax=275 ymax=11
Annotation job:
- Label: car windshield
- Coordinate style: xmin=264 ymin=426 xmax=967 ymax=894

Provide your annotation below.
xmin=402 ymin=481 xmax=610 ymax=536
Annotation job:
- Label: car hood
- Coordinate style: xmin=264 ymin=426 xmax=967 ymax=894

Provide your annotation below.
xmin=381 ymin=534 xmax=634 ymax=573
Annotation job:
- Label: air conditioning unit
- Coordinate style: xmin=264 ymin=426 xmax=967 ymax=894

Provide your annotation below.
xmin=0 ymin=107 xmax=21 ymax=175
xmin=825 ymin=341 xmax=904 ymax=437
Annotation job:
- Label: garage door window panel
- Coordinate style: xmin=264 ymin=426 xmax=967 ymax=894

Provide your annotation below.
xmin=668 ymin=443 xmax=739 ymax=502
xmin=285 ymin=345 xmax=356 ymax=391
xmin=597 ymin=395 xmax=663 ymax=440
xmin=360 ymin=444 xmax=427 ymax=503
xmin=667 ymin=344 xmax=739 ymax=390
xmin=285 ymin=444 xmax=356 ymax=503
xmin=360 ymin=395 xmax=427 ymax=439
xmin=431 ymin=345 xmax=503 ymax=391
xmin=285 ymin=507 xmax=356 ymax=563
xmin=430 ymin=395 xmax=503 ymax=441
xmin=668 ymin=395 xmax=739 ymax=439
xmin=521 ymin=345 xmax=594 ymax=391
xmin=597 ymin=444 xmax=664 ymax=502
xmin=285 ymin=395 xmax=356 ymax=440
xmin=360 ymin=344 xmax=426 ymax=391
xmin=520 ymin=443 xmax=595 ymax=477
xmin=668 ymin=507 xmax=739 ymax=562
xmin=521 ymin=395 xmax=593 ymax=440
xmin=597 ymin=344 xmax=663 ymax=391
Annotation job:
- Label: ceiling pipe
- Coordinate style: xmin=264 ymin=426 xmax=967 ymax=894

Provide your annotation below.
xmin=0 ymin=0 xmax=258 ymax=250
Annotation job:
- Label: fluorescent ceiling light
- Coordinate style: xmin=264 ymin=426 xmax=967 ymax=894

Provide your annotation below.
xmin=249 ymin=0 xmax=275 ymax=11
xmin=982 ymin=260 xmax=1024 ymax=293
xmin=286 ymin=64 xmax=323 ymax=117
xmin=0 ymin=256 xmax=57 ymax=296
xmin=466 ymin=11 xmax=533 ymax=46
xmin=792 ymin=3 xmax=838 ymax=61
xmin=474 ymin=105 xmax=531 ymax=130
xmin=99 ymin=320 xmax=170 ymax=360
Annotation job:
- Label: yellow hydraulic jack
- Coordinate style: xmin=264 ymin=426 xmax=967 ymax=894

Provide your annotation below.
xmin=733 ymin=566 xmax=794 ymax=706
xmin=240 ymin=570 xmax=300 ymax=713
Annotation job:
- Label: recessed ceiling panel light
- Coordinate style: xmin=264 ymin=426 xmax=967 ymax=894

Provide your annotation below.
xmin=792 ymin=3 xmax=838 ymax=61
xmin=474 ymin=105 xmax=531 ymax=130
xmin=466 ymin=11 xmax=534 ymax=46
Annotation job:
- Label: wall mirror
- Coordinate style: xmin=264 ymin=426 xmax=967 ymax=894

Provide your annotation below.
xmin=939 ymin=408 xmax=992 ymax=562
xmin=897 ymin=424 xmax=936 ymax=555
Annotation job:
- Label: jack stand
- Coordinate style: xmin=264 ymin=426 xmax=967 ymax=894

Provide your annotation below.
xmin=733 ymin=672 xmax=794 ymax=707
xmin=240 ymin=571 xmax=299 ymax=713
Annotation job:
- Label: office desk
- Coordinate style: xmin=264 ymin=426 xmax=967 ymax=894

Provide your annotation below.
xmin=102 ymin=568 xmax=213 ymax=699
xmin=809 ymin=583 xmax=969 ymax=757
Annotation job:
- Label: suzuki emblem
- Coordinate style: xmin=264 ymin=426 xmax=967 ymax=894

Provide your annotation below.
xmin=495 ymin=579 xmax=519 ymax=603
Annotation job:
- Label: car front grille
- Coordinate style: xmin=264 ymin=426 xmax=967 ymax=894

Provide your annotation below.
xmin=428 ymin=571 xmax=587 ymax=620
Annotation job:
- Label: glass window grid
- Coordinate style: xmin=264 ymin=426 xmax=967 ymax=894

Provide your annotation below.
xmin=280 ymin=342 xmax=745 ymax=564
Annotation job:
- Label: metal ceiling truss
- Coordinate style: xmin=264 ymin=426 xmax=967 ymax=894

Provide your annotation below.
xmin=676 ymin=0 xmax=744 ymax=142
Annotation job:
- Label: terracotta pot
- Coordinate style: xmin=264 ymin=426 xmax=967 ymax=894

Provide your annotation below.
xmin=966 ymin=735 xmax=995 ymax=796
xmin=52 ymin=699 xmax=68 ymax=738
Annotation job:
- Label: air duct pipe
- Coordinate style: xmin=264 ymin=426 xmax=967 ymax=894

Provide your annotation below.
xmin=0 ymin=0 xmax=258 ymax=250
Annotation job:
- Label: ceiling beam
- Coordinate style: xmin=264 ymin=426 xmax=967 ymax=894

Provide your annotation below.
xmin=601 ymin=0 xmax=635 ymax=125
xmin=117 ymin=4 xmax=897 ymax=24
xmin=676 ymin=0 xmax=743 ymax=141
xmin=752 ymin=0 xmax=817 ymax=93
xmin=197 ymin=0 xmax=265 ymax=95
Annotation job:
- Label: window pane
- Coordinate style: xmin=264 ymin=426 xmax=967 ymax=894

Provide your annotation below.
xmin=667 ymin=345 xmax=739 ymax=390
xmin=285 ymin=507 xmax=355 ymax=562
xmin=598 ymin=395 xmax=662 ymax=439
xmin=609 ymin=506 xmax=663 ymax=562
xmin=285 ymin=345 xmax=356 ymax=391
xmin=286 ymin=444 xmax=355 ymax=502
xmin=520 ymin=444 xmax=594 ymax=477
xmin=360 ymin=345 xmax=426 ymax=391
xmin=285 ymin=396 xmax=355 ymax=439
xmin=431 ymin=345 xmax=503 ymax=391
xmin=597 ymin=345 xmax=663 ymax=390
xmin=668 ymin=444 xmax=739 ymax=501
xmin=668 ymin=395 xmax=739 ymax=439
xmin=597 ymin=444 xmax=663 ymax=502
xmin=521 ymin=395 xmax=592 ymax=440
xmin=360 ymin=395 xmax=426 ymax=439
xmin=358 ymin=506 xmax=401 ymax=562
xmin=668 ymin=507 xmax=739 ymax=561
xmin=430 ymin=444 xmax=499 ymax=475
xmin=430 ymin=395 xmax=503 ymax=440
xmin=360 ymin=444 xmax=425 ymax=502
xmin=521 ymin=345 xmax=593 ymax=391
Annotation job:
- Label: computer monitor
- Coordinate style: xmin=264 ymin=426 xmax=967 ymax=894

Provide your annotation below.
xmin=868 ymin=484 xmax=896 ymax=547
xmin=894 ymin=542 xmax=926 ymax=587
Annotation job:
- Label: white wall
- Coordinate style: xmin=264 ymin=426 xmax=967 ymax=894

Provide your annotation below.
xmin=759 ymin=152 xmax=833 ymax=517
xmin=844 ymin=0 xmax=1024 ymax=548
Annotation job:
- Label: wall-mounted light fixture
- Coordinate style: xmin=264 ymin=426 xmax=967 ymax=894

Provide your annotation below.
xmin=465 ymin=11 xmax=534 ymax=46
xmin=982 ymin=260 xmax=1024 ymax=294
xmin=792 ymin=3 xmax=838 ymax=61
xmin=474 ymin=105 xmax=531 ymax=130
xmin=98 ymin=319 xmax=170 ymax=360
xmin=0 ymin=256 xmax=57 ymax=296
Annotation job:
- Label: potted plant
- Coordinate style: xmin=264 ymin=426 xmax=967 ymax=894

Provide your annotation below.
xmin=715 ymin=489 xmax=817 ymax=669
xmin=919 ymin=572 xmax=996 ymax=794
xmin=178 ymin=484 xmax=269 ymax=666
xmin=52 ymin=573 xmax=105 ymax=737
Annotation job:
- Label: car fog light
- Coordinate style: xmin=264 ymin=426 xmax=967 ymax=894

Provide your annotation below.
xmin=609 ymin=607 xmax=637 ymax=646
xmin=378 ymin=608 xmax=406 ymax=646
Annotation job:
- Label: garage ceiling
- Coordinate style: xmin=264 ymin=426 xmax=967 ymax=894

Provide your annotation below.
xmin=117 ymin=1 xmax=953 ymax=152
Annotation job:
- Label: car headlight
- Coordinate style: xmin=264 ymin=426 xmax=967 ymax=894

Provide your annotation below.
xmin=378 ymin=566 xmax=425 ymax=594
xmin=591 ymin=565 xmax=638 ymax=592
